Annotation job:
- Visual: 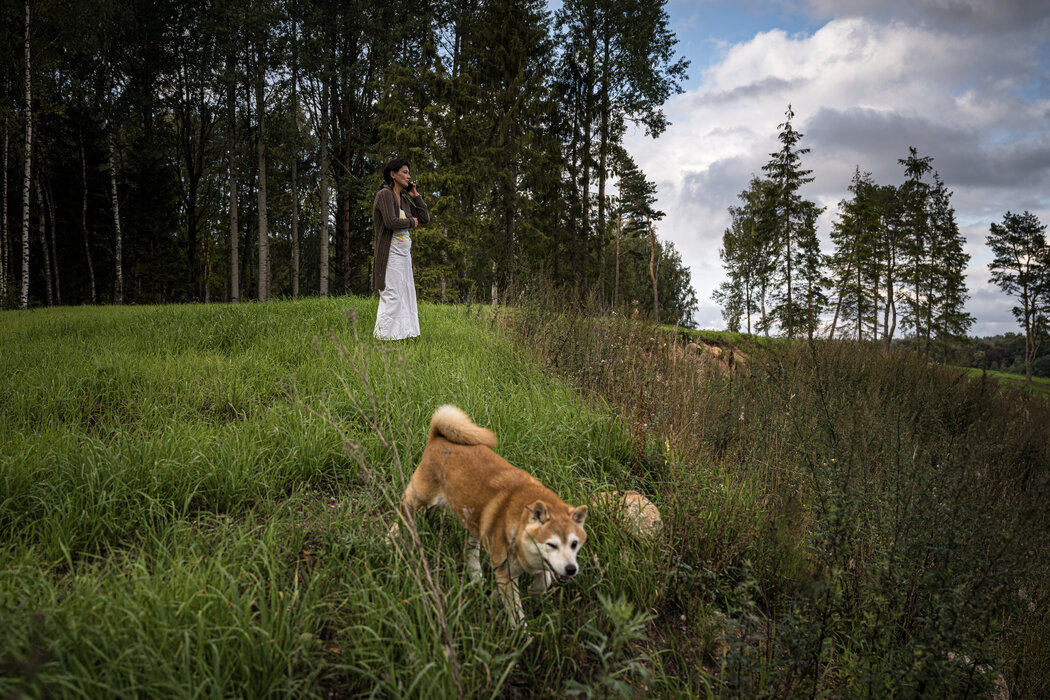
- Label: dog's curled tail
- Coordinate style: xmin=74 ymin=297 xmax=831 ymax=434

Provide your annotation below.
xmin=429 ymin=405 xmax=498 ymax=448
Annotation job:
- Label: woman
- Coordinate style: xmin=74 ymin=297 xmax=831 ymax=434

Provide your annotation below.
xmin=372 ymin=158 xmax=429 ymax=340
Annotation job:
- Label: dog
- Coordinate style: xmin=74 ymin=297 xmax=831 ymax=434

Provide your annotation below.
xmin=390 ymin=405 xmax=588 ymax=623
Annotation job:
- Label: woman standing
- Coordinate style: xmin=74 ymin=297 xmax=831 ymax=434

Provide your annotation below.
xmin=372 ymin=158 xmax=429 ymax=340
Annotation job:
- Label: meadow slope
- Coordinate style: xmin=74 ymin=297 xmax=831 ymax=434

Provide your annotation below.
xmin=2 ymin=297 xmax=1048 ymax=698
xmin=0 ymin=298 xmax=665 ymax=698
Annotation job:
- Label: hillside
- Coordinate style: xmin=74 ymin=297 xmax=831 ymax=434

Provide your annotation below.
xmin=2 ymin=298 xmax=1048 ymax=697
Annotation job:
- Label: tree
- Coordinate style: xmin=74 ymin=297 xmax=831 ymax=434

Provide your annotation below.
xmin=220 ymin=0 xmax=243 ymax=302
xmin=926 ymin=174 xmax=973 ymax=352
xmin=1 ymin=77 xmax=9 ymax=308
xmin=172 ymin=2 xmax=221 ymax=301
xmin=987 ymin=211 xmax=1050 ymax=384
xmin=251 ymin=26 xmax=271 ymax=302
xmin=761 ymin=105 xmax=824 ymax=338
xmin=555 ymin=0 xmax=687 ymax=305
xmin=288 ymin=0 xmax=301 ymax=299
xmin=714 ymin=176 xmax=778 ymax=334
xmin=895 ymin=148 xmax=972 ymax=353
xmin=20 ymin=0 xmax=31 ymax=310
xmin=897 ymin=146 xmax=934 ymax=348
xmin=829 ymin=168 xmax=882 ymax=340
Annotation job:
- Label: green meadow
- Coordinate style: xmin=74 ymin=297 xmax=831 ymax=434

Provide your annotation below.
xmin=2 ymin=298 xmax=1048 ymax=698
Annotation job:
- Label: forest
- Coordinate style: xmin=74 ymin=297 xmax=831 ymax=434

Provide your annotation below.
xmin=0 ymin=0 xmax=698 ymax=325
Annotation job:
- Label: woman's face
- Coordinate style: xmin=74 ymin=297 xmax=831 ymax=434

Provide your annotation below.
xmin=392 ymin=165 xmax=411 ymax=188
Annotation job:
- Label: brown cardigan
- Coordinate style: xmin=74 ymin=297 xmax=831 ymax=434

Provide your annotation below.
xmin=371 ymin=184 xmax=430 ymax=291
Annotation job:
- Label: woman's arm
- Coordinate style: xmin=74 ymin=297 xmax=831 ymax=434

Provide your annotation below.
xmin=409 ymin=193 xmax=429 ymax=226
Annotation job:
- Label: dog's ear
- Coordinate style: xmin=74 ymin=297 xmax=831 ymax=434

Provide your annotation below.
xmin=571 ymin=505 xmax=588 ymax=526
xmin=526 ymin=501 xmax=550 ymax=524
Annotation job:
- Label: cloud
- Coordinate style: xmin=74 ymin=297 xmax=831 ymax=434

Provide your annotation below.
xmin=625 ymin=11 xmax=1050 ymax=336
xmin=801 ymin=0 xmax=1050 ymax=35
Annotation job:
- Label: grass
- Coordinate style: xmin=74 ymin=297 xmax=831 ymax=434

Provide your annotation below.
xmin=510 ymin=286 xmax=1050 ymax=698
xmin=964 ymin=367 xmax=1050 ymax=400
xmin=3 ymin=296 xmax=1048 ymax=698
xmin=0 ymin=298 xmax=676 ymax=698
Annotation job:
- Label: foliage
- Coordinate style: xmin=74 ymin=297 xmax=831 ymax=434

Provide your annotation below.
xmin=957 ymin=331 xmax=1050 ymax=379
xmin=0 ymin=0 xmax=695 ymax=316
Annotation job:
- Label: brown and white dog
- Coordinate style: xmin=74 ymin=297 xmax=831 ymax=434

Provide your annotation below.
xmin=391 ymin=405 xmax=588 ymax=623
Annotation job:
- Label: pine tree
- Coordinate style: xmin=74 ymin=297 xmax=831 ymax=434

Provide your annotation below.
xmin=987 ymin=211 xmax=1050 ymax=384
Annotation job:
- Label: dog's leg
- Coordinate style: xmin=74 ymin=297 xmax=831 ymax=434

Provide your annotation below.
xmin=494 ymin=564 xmax=525 ymax=624
xmin=387 ymin=482 xmax=427 ymax=541
xmin=466 ymin=536 xmax=482 ymax=582
xmin=528 ymin=570 xmax=553 ymax=596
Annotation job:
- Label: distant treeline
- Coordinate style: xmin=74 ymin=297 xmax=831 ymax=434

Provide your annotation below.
xmin=962 ymin=334 xmax=1050 ymax=378
xmin=0 ymin=0 xmax=698 ymax=325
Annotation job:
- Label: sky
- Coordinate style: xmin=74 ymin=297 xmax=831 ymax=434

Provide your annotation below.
xmin=621 ymin=0 xmax=1050 ymax=337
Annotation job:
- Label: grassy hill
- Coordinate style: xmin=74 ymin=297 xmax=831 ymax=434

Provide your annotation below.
xmin=2 ymin=298 xmax=1048 ymax=697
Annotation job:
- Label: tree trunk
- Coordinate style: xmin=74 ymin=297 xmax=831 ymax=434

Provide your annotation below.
xmin=596 ymin=35 xmax=610 ymax=308
xmin=319 ymin=71 xmax=330 ymax=296
xmin=108 ymin=127 xmax=123 ymax=305
xmin=613 ymin=208 xmax=621 ymax=310
xmin=254 ymin=43 xmax=270 ymax=301
xmin=340 ymin=186 xmax=350 ymax=295
xmin=580 ymin=31 xmax=596 ymax=276
xmin=80 ymin=137 xmax=97 ymax=303
xmin=45 ymin=179 xmax=59 ymax=304
xmin=20 ymin=0 xmax=31 ymax=310
xmin=290 ymin=11 xmax=300 ymax=300
xmin=647 ymin=211 xmax=658 ymax=320
xmin=1 ymin=81 xmax=9 ymax=308
xmin=34 ymin=179 xmax=52 ymax=306
xmin=226 ymin=50 xmax=240 ymax=303
xmin=1024 ymin=282 xmax=1034 ymax=384
xmin=785 ymin=222 xmax=793 ymax=338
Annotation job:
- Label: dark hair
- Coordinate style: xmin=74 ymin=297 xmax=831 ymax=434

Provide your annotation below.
xmin=382 ymin=158 xmax=410 ymax=186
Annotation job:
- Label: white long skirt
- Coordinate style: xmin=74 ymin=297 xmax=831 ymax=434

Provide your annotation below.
xmin=374 ymin=234 xmax=420 ymax=340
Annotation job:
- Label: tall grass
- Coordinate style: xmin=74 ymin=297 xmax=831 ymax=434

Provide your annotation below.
xmin=509 ymin=286 xmax=1050 ymax=697
xmin=1 ymin=298 xmax=676 ymax=698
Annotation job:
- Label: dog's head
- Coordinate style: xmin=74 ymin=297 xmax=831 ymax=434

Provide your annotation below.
xmin=523 ymin=500 xmax=587 ymax=582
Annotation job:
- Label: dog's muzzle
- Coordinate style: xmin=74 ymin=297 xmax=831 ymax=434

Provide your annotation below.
xmin=553 ymin=563 xmax=578 ymax=583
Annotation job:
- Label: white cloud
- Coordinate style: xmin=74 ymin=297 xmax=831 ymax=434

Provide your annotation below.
xmin=625 ymin=13 xmax=1050 ymax=336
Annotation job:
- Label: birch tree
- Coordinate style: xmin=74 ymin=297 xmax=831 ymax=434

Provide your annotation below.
xmin=289 ymin=3 xmax=301 ymax=300
xmin=252 ymin=35 xmax=270 ymax=301
xmin=80 ymin=137 xmax=97 ymax=303
xmin=20 ymin=0 xmax=32 ymax=310
xmin=108 ymin=124 xmax=123 ymax=305
xmin=1 ymin=78 xmax=9 ymax=308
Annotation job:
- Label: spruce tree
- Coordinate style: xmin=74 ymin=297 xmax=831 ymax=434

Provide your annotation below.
xmin=829 ymin=169 xmax=882 ymax=340
xmin=897 ymin=147 xmax=934 ymax=348
xmin=761 ymin=105 xmax=824 ymax=338
xmin=927 ymin=174 xmax=973 ymax=354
